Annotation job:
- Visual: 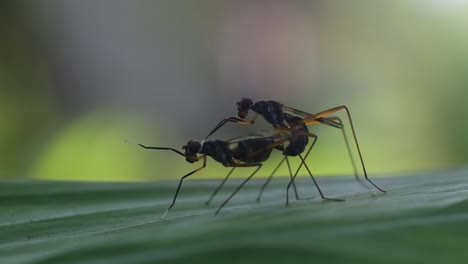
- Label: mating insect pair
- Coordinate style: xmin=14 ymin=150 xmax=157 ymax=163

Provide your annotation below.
xmin=128 ymin=98 xmax=386 ymax=217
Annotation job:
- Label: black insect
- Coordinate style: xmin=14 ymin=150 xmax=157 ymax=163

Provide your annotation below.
xmin=204 ymin=134 xmax=300 ymax=207
xmin=205 ymin=130 xmax=344 ymax=215
xmin=210 ymin=112 xmax=344 ymax=208
xmin=127 ymin=135 xmax=293 ymax=217
xmin=205 ymin=98 xmax=385 ymax=193
xmin=208 ymin=128 xmax=344 ymax=212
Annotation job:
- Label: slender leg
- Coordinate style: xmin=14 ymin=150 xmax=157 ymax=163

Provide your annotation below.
xmin=205 ymin=167 xmax=236 ymax=205
xmin=325 ymin=117 xmax=370 ymax=189
xmin=300 ymin=105 xmax=385 ymax=193
xmin=215 ymin=163 xmax=263 ymax=215
xmin=256 ymin=155 xmax=303 ymax=203
xmin=282 ymin=106 xmax=361 ymax=183
xmin=278 ymin=113 xmax=370 ymax=190
xmin=283 ymin=130 xmax=318 ymax=201
xmin=256 ymin=157 xmax=286 ymax=203
xmin=285 ymin=156 xmax=301 ymax=201
xmin=298 ymin=154 xmax=344 ymax=202
xmin=286 ymin=135 xmax=318 ymax=205
xmin=205 ymin=114 xmax=258 ymax=139
xmin=160 ymin=156 xmax=207 ymax=219
xmin=324 ymin=117 xmax=358 ymax=176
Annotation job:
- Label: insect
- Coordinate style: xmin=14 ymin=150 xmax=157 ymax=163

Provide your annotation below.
xmin=208 ymin=112 xmax=344 ymax=210
xmin=204 ymin=133 xmax=303 ymax=206
xmin=204 ymin=98 xmax=385 ymax=193
xmin=127 ymin=135 xmax=294 ymax=217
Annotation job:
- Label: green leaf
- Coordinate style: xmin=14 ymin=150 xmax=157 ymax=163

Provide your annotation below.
xmin=1 ymin=171 xmax=468 ymax=264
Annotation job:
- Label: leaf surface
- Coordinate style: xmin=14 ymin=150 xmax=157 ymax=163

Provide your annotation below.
xmin=1 ymin=171 xmax=468 ymax=264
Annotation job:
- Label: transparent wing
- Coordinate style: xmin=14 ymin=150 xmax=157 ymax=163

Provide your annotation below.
xmin=225 ymin=132 xmax=283 ymax=144
xmin=283 ymin=105 xmax=342 ymax=128
xmin=282 ymin=105 xmax=315 ymax=118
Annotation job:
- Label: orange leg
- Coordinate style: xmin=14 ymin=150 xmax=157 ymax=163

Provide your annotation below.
xmin=324 ymin=116 xmax=369 ymax=190
xmin=300 ymin=105 xmax=385 ymax=193
xmin=205 ymin=114 xmax=258 ymax=139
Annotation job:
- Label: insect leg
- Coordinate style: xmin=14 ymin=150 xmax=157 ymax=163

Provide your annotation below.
xmin=324 ymin=116 xmax=370 ymax=189
xmin=256 ymin=156 xmax=286 ymax=203
xmin=160 ymin=156 xmax=207 ymax=219
xmin=291 ymin=116 xmax=368 ymax=189
xmin=205 ymin=114 xmax=259 ymax=139
xmin=303 ymin=105 xmax=385 ymax=193
xmin=298 ymin=154 xmax=344 ymax=202
xmin=285 ymin=156 xmax=301 ymax=201
xmin=205 ymin=167 xmax=236 ymax=206
xmin=256 ymin=155 xmax=301 ymax=203
xmin=215 ymin=162 xmax=263 ymax=215
xmin=286 ymin=134 xmax=318 ymax=205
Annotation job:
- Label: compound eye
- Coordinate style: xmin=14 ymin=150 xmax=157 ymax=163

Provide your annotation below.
xmin=236 ymin=98 xmax=253 ymax=112
xmin=184 ymin=140 xmax=201 ymax=155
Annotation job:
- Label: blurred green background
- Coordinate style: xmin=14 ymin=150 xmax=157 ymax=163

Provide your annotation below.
xmin=1 ymin=0 xmax=467 ymax=181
